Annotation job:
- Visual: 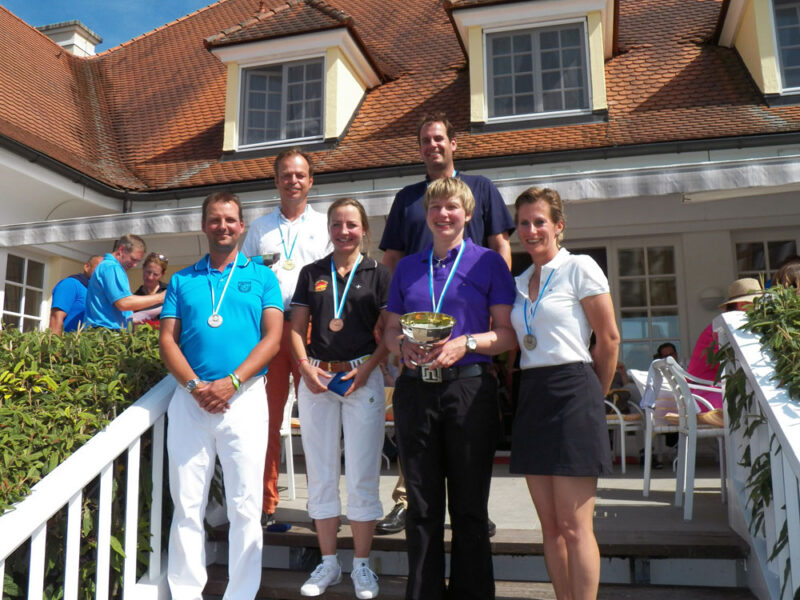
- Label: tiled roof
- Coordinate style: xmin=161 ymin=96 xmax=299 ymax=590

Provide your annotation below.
xmin=2 ymin=0 xmax=800 ymax=194
xmin=205 ymin=0 xmax=349 ymax=47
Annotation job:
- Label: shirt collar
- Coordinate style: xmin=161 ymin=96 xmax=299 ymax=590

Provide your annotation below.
xmin=278 ymin=204 xmax=309 ymax=224
xmin=418 ymin=239 xmax=470 ymax=263
xmin=193 ymin=251 xmax=250 ymax=272
xmin=515 ymin=247 xmax=570 ymax=293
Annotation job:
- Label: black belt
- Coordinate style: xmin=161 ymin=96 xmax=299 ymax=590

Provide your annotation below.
xmin=403 ymin=362 xmax=488 ymax=383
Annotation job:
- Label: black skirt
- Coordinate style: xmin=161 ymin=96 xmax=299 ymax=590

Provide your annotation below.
xmin=510 ymin=362 xmax=612 ymax=477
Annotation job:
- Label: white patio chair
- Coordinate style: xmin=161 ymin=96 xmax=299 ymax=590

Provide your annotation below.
xmin=650 ymin=357 xmax=726 ymax=520
xmin=279 ymin=378 xmax=297 ymax=500
xmin=604 ymin=390 xmax=644 ymax=474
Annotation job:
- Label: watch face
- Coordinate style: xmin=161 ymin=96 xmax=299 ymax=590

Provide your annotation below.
xmin=467 ymin=336 xmax=477 ymax=351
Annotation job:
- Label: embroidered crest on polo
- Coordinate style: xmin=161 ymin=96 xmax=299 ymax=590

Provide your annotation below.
xmin=207 ymin=254 xmax=238 ymax=329
xmin=238 ymin=281 xmax=251 ymax=293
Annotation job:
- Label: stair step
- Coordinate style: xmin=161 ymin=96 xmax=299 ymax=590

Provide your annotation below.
xmin=209 ymin=521 xmax=749 ymax=560
xmin=204 ymin=565 xmax=757 ymax=599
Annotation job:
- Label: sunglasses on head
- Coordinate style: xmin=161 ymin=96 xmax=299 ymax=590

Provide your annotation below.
xmin=148 ymin=253 xmax=168 ymax=264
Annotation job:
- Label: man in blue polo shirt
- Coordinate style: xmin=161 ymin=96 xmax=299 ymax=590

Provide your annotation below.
xmin=48 ymin=255 xmax=103 ymax=334
xmin=376 ymin=112 xmax=514 ymax=535
xmin=159 ymin=191 xmax=283 ymax=600
xmin=85 ymin=234 xmax=166 ymax=329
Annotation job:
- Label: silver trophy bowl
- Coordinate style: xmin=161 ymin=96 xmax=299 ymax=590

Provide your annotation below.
xmin=400 ymin=312 xmax=456 ymax=366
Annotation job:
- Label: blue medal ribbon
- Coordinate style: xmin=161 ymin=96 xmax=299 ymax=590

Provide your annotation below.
xmin=278 ymin=220 xmax=299 ymax=262
xmin=523 ymin=267 xmax=555 ymax=337
xmin=331 ymin=254 xmax=363 ymax=320
xmin=429 ymin=241 xmax=465 ymax=313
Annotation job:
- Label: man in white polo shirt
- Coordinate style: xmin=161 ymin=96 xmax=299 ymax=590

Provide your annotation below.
xmin=241 ymin=148 xmax=331 ymax=526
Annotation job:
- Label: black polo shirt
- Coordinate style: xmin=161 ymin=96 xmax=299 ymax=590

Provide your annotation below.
xmin=291 ymin=253 xmax=391 ymax=362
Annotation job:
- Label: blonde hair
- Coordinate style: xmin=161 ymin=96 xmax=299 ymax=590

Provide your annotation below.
xmin=423 ymin=177 xmax=475 ymax=217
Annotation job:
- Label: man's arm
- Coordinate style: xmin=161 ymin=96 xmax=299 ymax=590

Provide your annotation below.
xmin=49 ymin=309 xmax=66 ymax=335
xmin=487 ymin=232 xmax=512 ymax=270
xmin=381 ymin=250 xmax=405 ymax=274
xmin=159 ymin=317 xmax=198 ymax=389
xmin=114 ymin=291 xmax=167 ymax=312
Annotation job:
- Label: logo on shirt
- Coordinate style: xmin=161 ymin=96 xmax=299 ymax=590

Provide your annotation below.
xmin=238 ymin=281 xmax=252 ymax=293
xmin=314 ymin=279 xmax=328 ymax=292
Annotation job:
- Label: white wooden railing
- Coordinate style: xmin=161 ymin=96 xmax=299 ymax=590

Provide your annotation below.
xmin=0 ymin=376 xmax=176 ymax=600
xmin=716 ymin=312 xmax=800 ymax=600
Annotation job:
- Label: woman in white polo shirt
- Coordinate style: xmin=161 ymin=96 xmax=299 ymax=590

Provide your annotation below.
xmin=290 ymin=197 xmax=390 ymax=599
xmin=509 ymin=187 xmax=619 ymax=600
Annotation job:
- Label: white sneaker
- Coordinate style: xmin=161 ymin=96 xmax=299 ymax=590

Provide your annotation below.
xmin=351 ymin=564 xmax=380 ymax=599
xmin=300 ymin=560 xmax=342 ymax=596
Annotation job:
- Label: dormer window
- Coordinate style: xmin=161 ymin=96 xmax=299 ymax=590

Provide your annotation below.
xmin=774 ymin=0 xmax=800 ymax=90
xmin=486 ymin=22 xmax=589 ymax=119
xmin=241 ymin=58 xmax=324 ymax=147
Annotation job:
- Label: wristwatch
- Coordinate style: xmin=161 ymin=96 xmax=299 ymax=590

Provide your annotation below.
xmin=184 ymin=378 xmax=201 ymax=393
xmin=465 ymin=334 xmax=478 ymax=353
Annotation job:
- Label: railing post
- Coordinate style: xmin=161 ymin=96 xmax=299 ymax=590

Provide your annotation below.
xmin=149 ymin=416 xmax=166 ymax=581
xmin=96 ymin=463 xmax=113 ymax=600
xmin=123 ymin=438 xmax=141 ymax=600
xmin=28 ymin=523 xmax=46 ymax=600
xmin=782 ymin=455 xmax=800 ymax=599
xmin=64 ymin=491 xmax=82 ymax=600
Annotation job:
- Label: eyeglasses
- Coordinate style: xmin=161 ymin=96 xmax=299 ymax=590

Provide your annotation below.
xmin=148 ymin=252 xmax=168 ymax=264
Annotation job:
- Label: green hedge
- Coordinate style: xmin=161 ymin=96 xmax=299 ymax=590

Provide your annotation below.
xmin=1 ymin=326 xmax=167 ymax=515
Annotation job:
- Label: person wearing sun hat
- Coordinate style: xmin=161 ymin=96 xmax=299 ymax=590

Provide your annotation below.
xmin=686 ymin=277 xmax=764 ymax=410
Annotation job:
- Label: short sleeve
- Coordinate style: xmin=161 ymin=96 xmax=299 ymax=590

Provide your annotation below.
xmin=290 ymin=265 xmax=313 ymax=307
xmin=485 ymin=251 xmax=516 ymax=306
xmin=97 ymin=263 xmax=131 ymax=304
xmin=481 ymin=178 xmax=515 ymax=237
xmin=376 ymin=264 xmax=392 ymax=310
xmin=51 ymin=279 xmax=77 ymax=312
xmin=379 ymin=190 xmax=407 ymax=252
xmin=386 ymin=262 xmax=407 ymax=314
xmin=573 ymin=255 xmax=610 ymax=299
xmin=161 ymin=278 xmax=180 ymax=320
xmin=260 ymin=265 xmax=284 ymax=310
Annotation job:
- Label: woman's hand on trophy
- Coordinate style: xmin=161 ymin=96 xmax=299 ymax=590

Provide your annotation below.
xmin=400 ymin=337 xmax=426 ymax=368
xmin=423 ymin=335 xmax=461 ymax=369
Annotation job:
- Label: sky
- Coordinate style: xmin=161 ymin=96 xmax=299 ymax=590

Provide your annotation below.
xmin=2 ymin=1 xmax=217 ymax=51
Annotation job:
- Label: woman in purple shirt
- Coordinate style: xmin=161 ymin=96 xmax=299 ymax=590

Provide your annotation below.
xmin=383 ymin=177 xmax=516 ymax=600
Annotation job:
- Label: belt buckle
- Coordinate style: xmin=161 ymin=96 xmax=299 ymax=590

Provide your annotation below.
xmin=420 ymin=365 xmax=442 ymax=383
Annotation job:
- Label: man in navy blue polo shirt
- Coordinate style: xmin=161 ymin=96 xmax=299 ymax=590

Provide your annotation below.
xmin=376 ymin=113 xmax=514 ymax=535
xmin=48 ymin=255 xmax=103 ymax=334
xmin=159 ymin=192 xmax=284 ymax=600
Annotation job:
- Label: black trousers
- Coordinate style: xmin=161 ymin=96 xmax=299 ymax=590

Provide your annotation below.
xmin=394 ymin=371 xmax=499 ymax=600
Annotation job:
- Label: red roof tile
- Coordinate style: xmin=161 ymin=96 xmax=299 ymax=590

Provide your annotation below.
xmin=2 ymin=0 xmax=800 ymax=194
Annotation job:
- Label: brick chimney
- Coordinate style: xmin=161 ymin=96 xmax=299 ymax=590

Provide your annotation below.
xmin=37 ymin=20 xmax=102 ymax=57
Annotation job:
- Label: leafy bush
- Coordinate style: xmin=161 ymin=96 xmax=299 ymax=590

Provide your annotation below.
xmin=0 ymin=326 xmax=166 ymax=514
xmin=1 ymin=326 xmax=167 ymax=600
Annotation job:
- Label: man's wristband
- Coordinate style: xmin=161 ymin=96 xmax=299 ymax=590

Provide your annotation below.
xmin=229 ymin=372 xmax=241 ymax=391
xmin=296 ymin=357 xmax=309 ymax=368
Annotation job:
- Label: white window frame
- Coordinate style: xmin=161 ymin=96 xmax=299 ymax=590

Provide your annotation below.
xmin=238 ymin=54 xmax=326 ymax=150
xmin=732 ymin=227 xmax=800 ymax=280
xmin=772 ymin=0 xmax=800 ymax=92
xmin=483 ymin=17 xmax=593 ymax=123
xmin=0 ymin=249 xmax=48 ymax=332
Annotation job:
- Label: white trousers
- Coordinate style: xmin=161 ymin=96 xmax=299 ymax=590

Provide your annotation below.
xmin=167 ymin=376 xmax=268 ymax=600
xmin=298 ymin=368 xmax=385 ymax=522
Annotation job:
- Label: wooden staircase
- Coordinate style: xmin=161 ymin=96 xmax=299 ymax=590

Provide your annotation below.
xmin=204 ymin=520 xmax=756 ymax=599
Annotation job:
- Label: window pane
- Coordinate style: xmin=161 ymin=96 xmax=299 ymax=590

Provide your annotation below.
xmin=306 ymin=100 xmax=322 ymax=119
xmin=541 ymin=51 xmax=560 ymax=70
xmin=650 ymin=278 xmax=677 ymax=306
xmin=512 ymin=34 xmax=531 ymax=53
xmin=492 ymin=36 xmax=511 ymax=55
xmin=542 ymin=91 xmax=562 ymax=111
xmin=647 ymin=246 xmax=675 ymax=274
xmin=23 ymin=318 xmax=39 ymax=333
xmin=737 ymin=242 xmax=765 ymax=271
xmin=267 ymin=92 xmax=281 ymax=111
xmin=651 ymin=310 xmax=679 ymax=339
xmin=2 ymin=314 xmax=19 ymax=331
xmin=620 ymin=280 xmax=647 ymax=307
xmin=307 ymin=81 xmax=322 ymax=99
xmin=24 ymin=290 xmax=42 ymax=316
xmin=287 ymin=64 xmax=304 ymax=81
xmin=768 ymin=240 xmax=797 ymax=268
xmin=249 ymin=92 xmax=265 ymax=110
xmin=494 ymin=96 xmax=513 ymax=116
xmin=6 ymin=255 xmax=24 ymax=283
xmin=493 ymin=56 xmax=512 ymax=75
xmin=779 ymin=26 xmax=800 ymax=46
xmin=562 ymin=68 xmax=581 ymax=88
xmin=306 ymin=61 xmax=323 ymax=80
xmin=782 ymin=47 xmax=800 ymax=68
xmin=516 ymin=94 xmax=534 ymax=114
xmin=286 ymin=122 xmax=301 ymax=139
xmin=777 ymin=7 xmax=800 ymax=26
xmin=514 ymin=54 xmax=533 ymax=72
xmin=4 ymin=283 xmax=21 ymax=312
xmin=249 ymin=75 xmax=266 ymax=91
xmin=540 ymin=30 xmax=559 ymax=49
xmin=542 ymin=71 xmax=562 ymax=91
xmin=560 ymin=27 xmax=581 ymax=47
xmin=287 ymin=102 xmax=302 ymax=122
xmin=562 ymin=48 xmax=582 ymax=69
xmin=495 ymin=75 xmax=512 ymax=95
xmin=563 ymin=90 xmax=583 ymax=110
xmin=784 ymin=68 xmax=800 ymax=87
xmin=620 ymin=342 xmax=653 ymax=371
xmin=619 ymin=248 xmax=645 ymax=276
xmin=268 ymin=77 xmax=282 ymax=93
xmin=620 ymin=310 xmax=648 ymax=339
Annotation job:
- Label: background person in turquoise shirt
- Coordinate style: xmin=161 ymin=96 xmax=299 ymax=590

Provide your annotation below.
xmin=85 ymin=234 xmax=165 ymax=329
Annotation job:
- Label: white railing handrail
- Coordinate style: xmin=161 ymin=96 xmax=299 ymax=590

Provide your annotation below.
xmin=0 ymin=375 xmax=176 ymax=559
xmin=715 ymin=311 xmax=800 ymax=600
xmin=716 ymin=312 xmax=800 ymax=475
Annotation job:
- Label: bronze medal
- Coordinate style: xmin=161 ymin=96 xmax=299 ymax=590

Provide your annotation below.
xmin=523 ymin=333 xmax=537 ymax=350
xmin=329 ymin=318 xmax=344 ymax=332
